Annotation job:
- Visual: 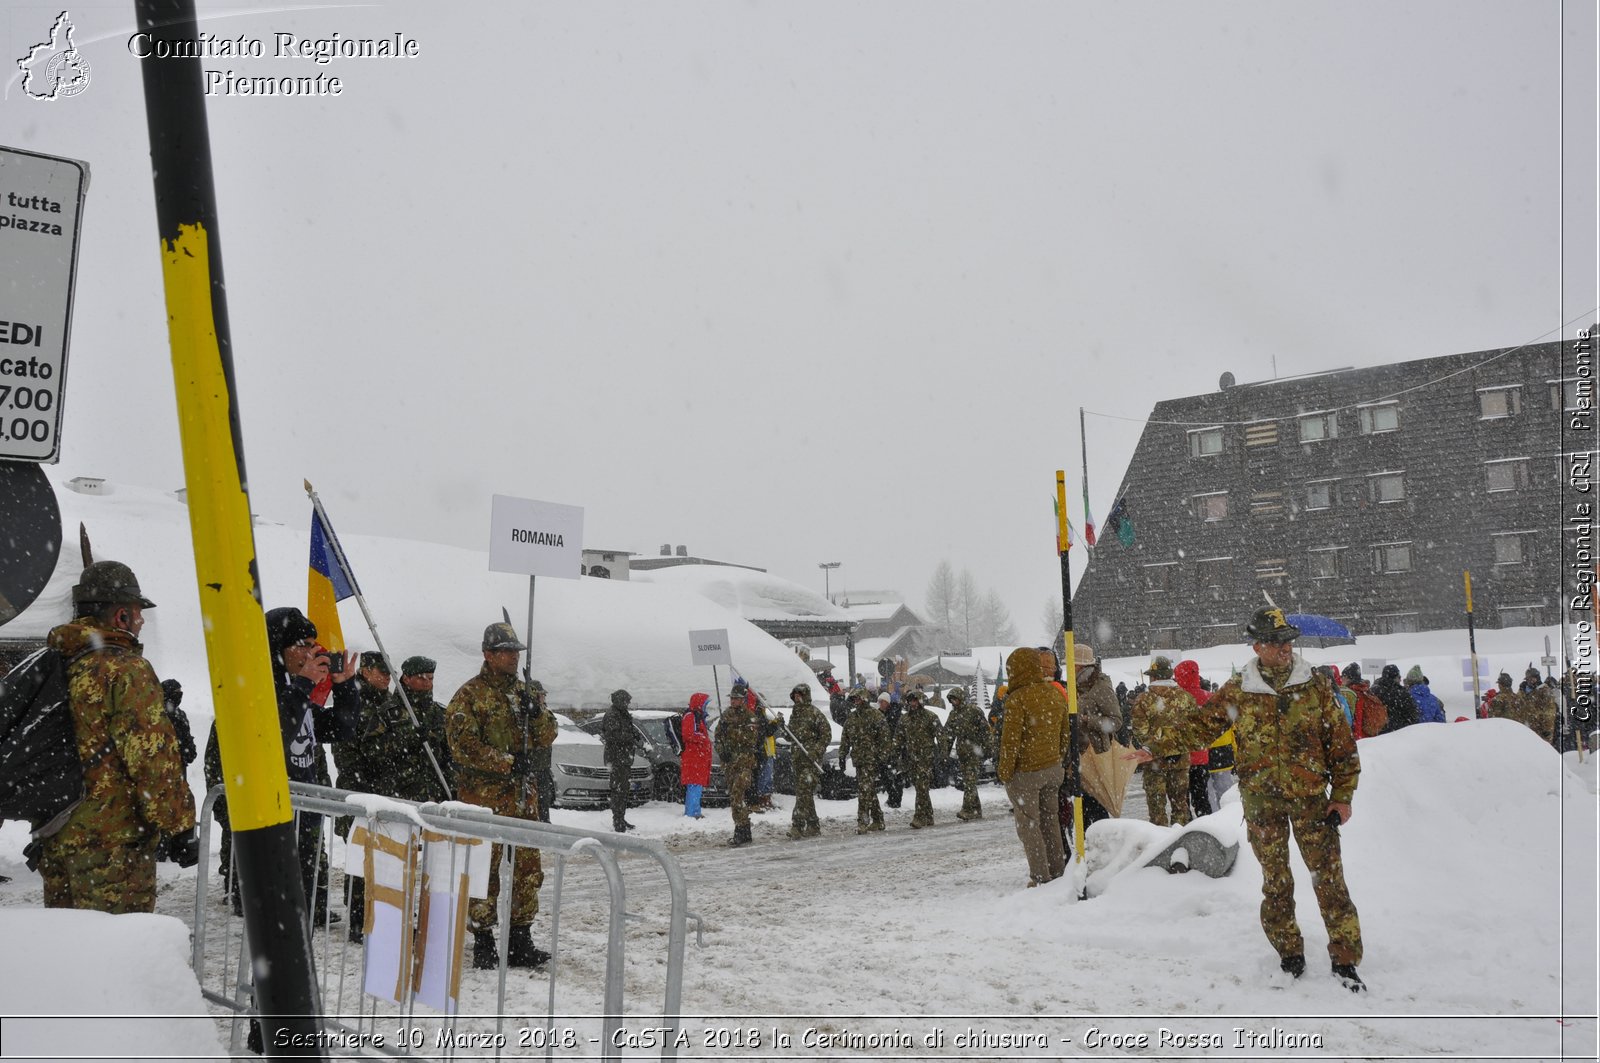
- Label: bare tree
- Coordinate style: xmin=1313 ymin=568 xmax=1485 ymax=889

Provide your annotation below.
xmin=1041 ymin=598 xmax=1064 ymax=645
xmin=924 ymin=560 xmax=956 ymax=635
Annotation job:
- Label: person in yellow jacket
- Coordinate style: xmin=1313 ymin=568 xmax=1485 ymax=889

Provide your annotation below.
xmin=996 ymin=647 xmax=1072 ymax=886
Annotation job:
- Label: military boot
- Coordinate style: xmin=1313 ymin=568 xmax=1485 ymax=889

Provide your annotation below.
xmin=1280 ymin=954 xmax=1306 ymax=978
xmin=729 ymin=824 xmax=753 ymax=847
xmin=1332 ymin=963 xmax=1366 ymax=992
xmin=472 ymin=930 xmax=498 ymax=970
xmin=506 ymin=926 xmax=550 ymax=970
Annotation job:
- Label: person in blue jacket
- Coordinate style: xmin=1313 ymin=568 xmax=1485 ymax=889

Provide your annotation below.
xmin=1403 ymin=666 xmax=1446 ymax=724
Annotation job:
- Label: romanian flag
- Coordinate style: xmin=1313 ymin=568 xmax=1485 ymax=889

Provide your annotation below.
xmin=308 ymin=508 xmax=358 ymax=653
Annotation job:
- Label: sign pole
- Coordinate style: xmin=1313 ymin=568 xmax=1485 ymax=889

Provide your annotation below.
xmin=136 ymin=0 xmax=321 ymax=1051
xmin=1057 ymin=470 xmax=1086 ymax=894
xmin=1465 ymin=571 xmax=1481 ymax=711
xmin=526 ymin=574 xmax=537 ymax=678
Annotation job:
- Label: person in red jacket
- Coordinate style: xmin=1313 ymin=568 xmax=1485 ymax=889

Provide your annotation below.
xmin=680 ymin=692 xmax=713 ymax=819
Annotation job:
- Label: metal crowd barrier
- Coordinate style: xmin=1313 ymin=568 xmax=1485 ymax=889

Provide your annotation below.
xmin=191 ymin=782 xmax=692 ymax=1061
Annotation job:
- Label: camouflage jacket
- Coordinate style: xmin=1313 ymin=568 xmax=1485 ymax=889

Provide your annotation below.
xmin=786 ymin=699 xmax=832 ymax=773
xmin=1179 ymin=655 xmax=1359 ymax=804
xmin=445 ymin=665 xmax=546 ymax=817
xmin=1129 ymin=680 xmax=1201 ymax=759
xmin=332 ymin=681 xmax=392 ymax=794
xmin=1522 ymin=687 xmax=1558 ymax=743
xmin=839 ymin=703 xmax=889 ymax=774
xmin=713 ymin=699 xmax=762 ymax=768
xmin=338 ymin=689 xmax=452 ymax=802
xmin=895 ymin=703 xmax=944 ymax=771
xmin=943 ymin=701 xmax=994 ymax=760
xmin=45 ymin=619 xmax=195 ymax=847
xmin=1074 ymin=669 xmax=1123 ymax=754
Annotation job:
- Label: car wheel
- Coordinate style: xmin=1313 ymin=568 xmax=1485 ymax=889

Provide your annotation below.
xmin=656 ymin=765 xmax=682 ymax=803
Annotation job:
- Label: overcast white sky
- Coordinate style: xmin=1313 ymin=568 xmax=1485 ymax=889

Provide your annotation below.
xmin=2 ymin=1 xmax=1595 ymax=642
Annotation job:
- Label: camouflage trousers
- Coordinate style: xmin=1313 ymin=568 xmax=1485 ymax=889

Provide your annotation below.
xmin=726 ymin=757 xmax=755 ymax=828
xmin=908 ymin=768 xmax=934 ymax=828
xmin=854 ymin=761 xmax=884 ymax=830
xmin=1242 ymin=790 xmax=1362 ymax=966
xmin=1144 ymin=755 xmax=1192 ymax=827
xmin=790 ymin=767 xmax=821 ymax=836
xmin=956 ymin=749 xmax=984 ymax=818
xmin=41 ymin=835 xmax=157 ymax=914
xmin=469 ymin=842 xmax=543 ymax=932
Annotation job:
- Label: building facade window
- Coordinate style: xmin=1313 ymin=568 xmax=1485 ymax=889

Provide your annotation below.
xmin=1484 ymin=458 xmax=1530 ymax=493
xmin=1308 ymin=547 xmax=1344 ymax=579
xmin=1142 ymin=563 xmax=1178 ymax=593
xmin=1193 ymin=492 xmax=1229 ymax=522
xmin=1371 ymin=541 xmax=1412 ymax=574
xmin=1195 ymin=557 xmax=1233 ymax=588
xmin=1498 ymin=601 xmax=1546 ymax=627
xmin=1368 ymin=471 xmax=1405 ymax=504
xmin=1550 ymin=378 xmax=1588 ymax=410
xmin=1491 ymin=531 xmax=1537 ymax=565
xmin=1478 ymin=386 xmax=1522 ymax=418
xmin=1297 ymin=410 xmax=1339 ymax=442
xmin=1374 ymin=612 xmax=1420 ymax=635
xmin=1357 ymin=402 xmax=1400 ymax=434
xmin=1255 ymin=558 xmax=1288 ymax=582
xmin=1305 ymin=479 xmax=1337 ymax=510
xmin=1188 ymin=426 xmax=1224 ymax=458
xmin=1151 ymin=626 xmax=1182 ymax=650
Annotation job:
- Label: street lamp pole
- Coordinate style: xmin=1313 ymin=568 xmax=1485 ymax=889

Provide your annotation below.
xmin=819 ymin=561 xmax=841 ymax=669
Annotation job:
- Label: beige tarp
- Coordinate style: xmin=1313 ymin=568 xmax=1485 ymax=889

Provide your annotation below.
xmin=1079 ymin=741 xmax=1137 ymax=817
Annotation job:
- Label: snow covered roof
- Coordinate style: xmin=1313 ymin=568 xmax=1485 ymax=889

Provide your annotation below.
xmin=633 ymin=564 xmax=851 ymax=625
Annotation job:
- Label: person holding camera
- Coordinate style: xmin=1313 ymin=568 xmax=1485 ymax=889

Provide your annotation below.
xmin=1129 ymin=607 xmax=1364 ymax=991
xmin=446 ymin=622 xmax=551 ymax=970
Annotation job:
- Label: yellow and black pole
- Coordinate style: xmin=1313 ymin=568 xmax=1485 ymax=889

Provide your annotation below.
xmin=1464 ymin=571 xmax=1481 ymax=711
xmin=1056 ymin=471 xmax=1086 ymax=882
xmin=136 ymin=0 xmax=322 ymax=1053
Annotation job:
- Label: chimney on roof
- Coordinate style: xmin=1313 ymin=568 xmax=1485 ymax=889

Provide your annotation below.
xmin=660 ymin=543 xmax=671 ymax=556
xmin=676 ymin=545 xmax=687 ymax=557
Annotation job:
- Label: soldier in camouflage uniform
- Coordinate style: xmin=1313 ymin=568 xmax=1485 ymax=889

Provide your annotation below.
xmin=1517 ymin=668 xmax=1558 ymax=745
xmin=714 ymin=682 xmax=762 ymax=847
xmin=446 ymin=622 xmax=550 ymax=970
xmin=1133 ymin=607 xmax=1365 ymax=991
xmin=785 ymin=683 xmax=832 ymax=839
xmin=942 ymin=688 xmax=994 ymax=820
xmin=1129 ymin=656 xmax=1195 ymax=827
xmin=896 ymin=689 xmax=944 ymax=828
xmin=839 ymin=689 xmax=889 ymax=833
xmin=40 ymin=561 xmax=198 ymax=914
xmin=600 ymin=689 xmax=640 ymax=832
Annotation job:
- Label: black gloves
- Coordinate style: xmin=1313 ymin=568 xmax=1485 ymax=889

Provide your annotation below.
xmin=510 ymin=751 xmax=532 ymax=776
xmin=169 ymin=829 xmax=201 ymax=868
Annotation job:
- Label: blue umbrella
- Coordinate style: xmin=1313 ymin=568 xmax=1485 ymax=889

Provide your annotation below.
xmin=1285 ymin=613 xmax=1354 ymax=647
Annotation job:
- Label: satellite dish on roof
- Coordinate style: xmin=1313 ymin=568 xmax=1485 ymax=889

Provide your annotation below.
xmin=1219 ymin=371 xmax=1236 ymax=390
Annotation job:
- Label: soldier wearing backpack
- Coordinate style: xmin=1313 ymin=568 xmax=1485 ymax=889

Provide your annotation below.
xmin=40 ymin=561 xmax=197 ymax=913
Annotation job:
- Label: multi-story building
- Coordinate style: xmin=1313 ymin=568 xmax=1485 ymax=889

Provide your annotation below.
xmin=1075 ymin=332 xmax=1594 ymax=657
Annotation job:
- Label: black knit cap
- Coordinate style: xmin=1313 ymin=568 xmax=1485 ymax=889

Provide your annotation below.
xmin=265 ymin=607 xmax=317 ymax=656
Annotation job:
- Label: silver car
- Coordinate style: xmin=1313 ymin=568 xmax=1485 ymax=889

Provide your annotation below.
xmin=550 ymin=712 xmax=652 ymax=810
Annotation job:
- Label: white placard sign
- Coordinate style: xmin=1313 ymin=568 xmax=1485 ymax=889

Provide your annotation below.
xmin=0 ymin=145 xmax=89 ymax=462
xmin=488 ymin=494 xmax=584 ymax=578
xmin=689 ymin=628 xmax=732 ymax=667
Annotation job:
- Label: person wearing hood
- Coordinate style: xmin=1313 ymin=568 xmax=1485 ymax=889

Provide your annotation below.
xmin=1403 ymin=667 xmax=1446 ymax=724
xmin=785 ymin=683 xmax=833 ymax=838
xmin=1129 ymin=657 xmax=1194 ymax=827
xmin=997 ymin=646 xmax=1073 ymax=886
xmin=1370 ymin=664 xmax=1420 ymax=733
xmin=1131 ymin=607 xmax=1365 ymax=992
xmin=39 ymin=561 xmax=198 ymax=914
xmin=679 ymin=693 xmax=713 ymax=819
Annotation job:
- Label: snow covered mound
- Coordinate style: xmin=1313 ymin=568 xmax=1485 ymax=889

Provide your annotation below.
xmin=0 ymin=910 xmax=225 ymax=1060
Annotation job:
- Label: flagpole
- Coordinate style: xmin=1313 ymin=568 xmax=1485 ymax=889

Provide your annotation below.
xmin=1079 ymin=406 xmax=1094 ymax=639
xmin=304 ymin=480 xmax=452 ymax=800
xmin=1057 ymin=471 xmax=1087 ymax=896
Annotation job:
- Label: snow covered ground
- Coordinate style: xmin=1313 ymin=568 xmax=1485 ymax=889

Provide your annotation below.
xmin=1 ymin=710 xmax=1595 ymax=1060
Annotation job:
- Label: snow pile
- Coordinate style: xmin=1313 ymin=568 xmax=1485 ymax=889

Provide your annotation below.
xmin=634 ymin=564 xmax=850 ymax=623
xmin=0 ymin=910 xmax=225 ymax=1059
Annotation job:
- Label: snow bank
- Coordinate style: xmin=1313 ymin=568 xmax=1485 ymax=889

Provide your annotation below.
xmin=0 ymin=909 xmax=225 ymax=1060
